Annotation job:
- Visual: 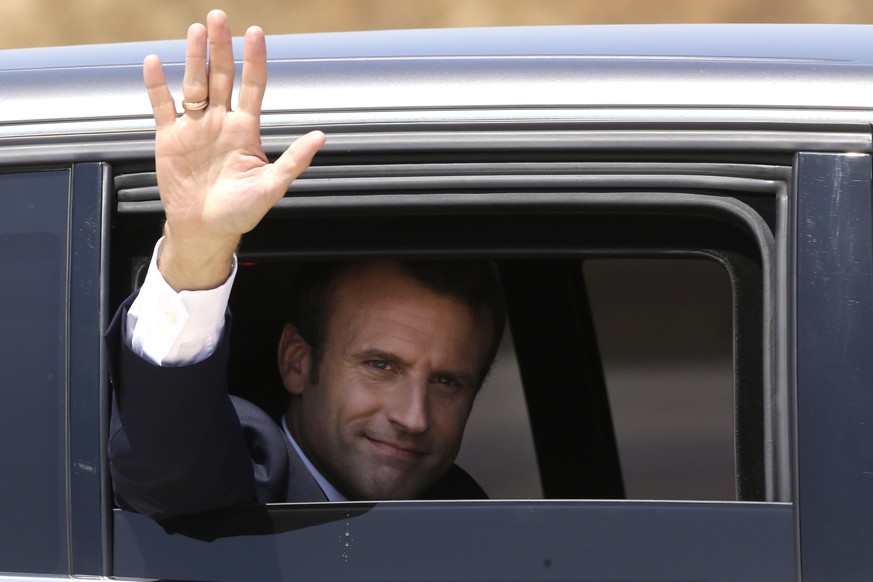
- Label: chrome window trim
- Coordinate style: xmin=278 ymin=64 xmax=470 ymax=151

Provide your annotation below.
xmin=2 ymin=109 xmax=873 ymax=142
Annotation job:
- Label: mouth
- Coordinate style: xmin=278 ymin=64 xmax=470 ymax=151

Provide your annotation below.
xmin=365 ymin=436 xmax=427 ymax=461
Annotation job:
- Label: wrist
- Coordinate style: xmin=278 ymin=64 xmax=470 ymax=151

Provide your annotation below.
xmin=158 ymin=226 xmax=239 ymax=291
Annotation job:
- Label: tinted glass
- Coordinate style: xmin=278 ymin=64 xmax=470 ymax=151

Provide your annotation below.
xmin=0 ymin=170 xmax=70 ymax=573
xmin=585 ymin=258 xmax=735 ymax=500
xmin=456 ymin=327 xmax=541 ymax=498
xmin=114 ymin=500 xmax=794 ymax=581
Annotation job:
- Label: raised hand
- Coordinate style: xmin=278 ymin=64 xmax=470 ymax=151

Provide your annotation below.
xmin=143 ymin=10 xmax=325 ymax=291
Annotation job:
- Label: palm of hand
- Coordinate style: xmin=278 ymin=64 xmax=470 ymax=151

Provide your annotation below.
xmin=156 ymin=108 xmax=279 ymax=240
xmin=142 ymin=11 xmax=324 ymax=290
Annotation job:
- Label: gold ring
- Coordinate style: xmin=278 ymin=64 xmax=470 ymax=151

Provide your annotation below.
xmin=181 ymin=99 xmax=209 ymax=112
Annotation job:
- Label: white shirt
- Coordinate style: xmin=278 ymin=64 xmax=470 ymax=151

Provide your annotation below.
xmin=125 ymin=238 xmax=234 ymax=367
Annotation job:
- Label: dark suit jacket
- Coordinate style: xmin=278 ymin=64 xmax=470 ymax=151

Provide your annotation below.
xmin=107 ymin=296 xmax=485 ymax=521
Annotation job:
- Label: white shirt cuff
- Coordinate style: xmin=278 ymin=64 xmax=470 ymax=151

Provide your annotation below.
xmin=125 ymin=238 xmax=237 ymax=367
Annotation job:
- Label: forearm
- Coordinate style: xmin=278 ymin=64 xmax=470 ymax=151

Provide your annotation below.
xmin=110 ymin=240 xmax=253 ymax=518
xmin=108 ymin=307 xmax=257 ymax=520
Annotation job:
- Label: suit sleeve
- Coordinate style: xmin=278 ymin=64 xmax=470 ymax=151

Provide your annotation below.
xmin=106 ymin=294 xmax=258 ymax=521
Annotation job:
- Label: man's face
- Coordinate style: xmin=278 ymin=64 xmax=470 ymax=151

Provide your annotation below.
xmin=280 ymin=261 xmax=493 ymax=500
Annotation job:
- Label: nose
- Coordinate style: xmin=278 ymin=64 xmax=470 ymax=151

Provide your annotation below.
xmin=387 ymin=380 xmax=430 ymax=434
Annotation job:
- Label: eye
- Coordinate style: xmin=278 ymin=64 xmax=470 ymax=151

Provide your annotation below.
xmin=366 ymin=359 xmax=391 ymax=371
xmin=432 ymin=375 xmax=461 ymax=390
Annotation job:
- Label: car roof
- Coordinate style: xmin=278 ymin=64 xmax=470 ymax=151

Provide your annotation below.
xmin=2 ymin=24 xmax=873 ymax=128
xmin=4 ymin=24 xmax=873 ymax=68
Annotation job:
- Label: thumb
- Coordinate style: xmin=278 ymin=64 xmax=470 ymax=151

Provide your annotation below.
xmin=266 ymin=130 xmax=326 ymax=196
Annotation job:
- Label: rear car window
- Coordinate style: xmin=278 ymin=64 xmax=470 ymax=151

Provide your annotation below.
xmin=0 ymin=170 xmax=70 ymax=574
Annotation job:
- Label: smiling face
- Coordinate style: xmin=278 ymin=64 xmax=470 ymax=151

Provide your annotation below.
xmin=279 ymin=261 xmax=493 ymax=500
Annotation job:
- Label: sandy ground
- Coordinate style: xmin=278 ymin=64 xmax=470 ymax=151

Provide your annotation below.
xmin=3 ymin=0 xmax=873 ymax=50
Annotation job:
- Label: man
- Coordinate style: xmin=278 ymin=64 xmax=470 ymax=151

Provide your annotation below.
xmin=108 ymin=10 xmax=504 ymax=521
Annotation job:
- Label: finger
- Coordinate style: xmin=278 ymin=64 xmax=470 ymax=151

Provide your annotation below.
xmin=206 ymin=9 xmax=235 ymax=110
xmin=182 ymin=23 xmax=208 ymax=104
xmin=238 ymin=26 xmax=267 ymax=117
xmin=143 ymin=54 xmax=177 ymax=129
xmin=264 ymin=131 xmax=327 ymax=197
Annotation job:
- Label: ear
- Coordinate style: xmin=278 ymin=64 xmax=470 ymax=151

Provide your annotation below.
xmin=277 ymin=323 xmax=312 ymax=396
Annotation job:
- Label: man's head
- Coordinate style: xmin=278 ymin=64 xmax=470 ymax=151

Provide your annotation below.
xmin=277 ymin=259 xmax=505 ymax=500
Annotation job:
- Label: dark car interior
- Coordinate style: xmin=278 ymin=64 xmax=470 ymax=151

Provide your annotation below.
xmin=109 ymin=143 xmax=773 ymax=505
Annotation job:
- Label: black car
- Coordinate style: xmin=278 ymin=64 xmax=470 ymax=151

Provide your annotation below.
xmin=1 ymin=23 xmax=871 ymax=581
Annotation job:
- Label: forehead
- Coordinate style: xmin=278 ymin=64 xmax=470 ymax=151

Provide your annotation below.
xmin=325 ymin=260 xmax=488 ymax=350
xmin=329 ymin=260 xmax=474 ymax=320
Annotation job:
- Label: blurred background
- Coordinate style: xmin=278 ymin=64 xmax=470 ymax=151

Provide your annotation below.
xmin=4 ymin=0 xmax=873 ymax=50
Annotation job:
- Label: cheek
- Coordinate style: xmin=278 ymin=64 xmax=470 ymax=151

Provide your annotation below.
xmin=323 ymin=373 xmax=387 ymax=423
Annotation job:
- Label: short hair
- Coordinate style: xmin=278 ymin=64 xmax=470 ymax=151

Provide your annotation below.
xmin=287 ymin=259 xmax=506 ymax=388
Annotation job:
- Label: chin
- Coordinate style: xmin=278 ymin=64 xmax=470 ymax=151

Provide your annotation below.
xmin=354 ymin=478 xmax=427 ymax=501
